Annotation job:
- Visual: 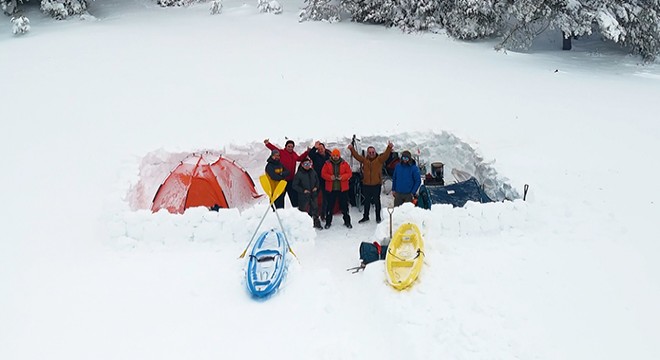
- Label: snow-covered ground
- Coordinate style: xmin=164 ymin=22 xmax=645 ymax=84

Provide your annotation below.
xmin=1 ymin=1 xmax=659 ymax=359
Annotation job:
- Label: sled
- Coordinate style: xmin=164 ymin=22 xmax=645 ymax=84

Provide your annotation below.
xmin=246 ymin=229 xmax=288 ymax=298
xmin=385 ymin=223 xmax=424 ymax=290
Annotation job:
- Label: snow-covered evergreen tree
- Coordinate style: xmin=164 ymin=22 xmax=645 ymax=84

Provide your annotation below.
xmin=394 ymin=0 xmax=441 ymax=31
xmin=439 ymin=0 xmax=506 ymax=39
xmin=257 ymin=0 xmax=282 ymax=14
xmin=341 ymin=0 xmax=396 ymax=25
xmin=299 ymin=0 xmax=340 ymax=23
xmin=157 ymin=0 xmax=199 ymax=6
xmin=497 ymin=0 xmax=567 ymax=51
xmin=210 ymin=0 xmax=222 ymax=14
xmin=40 ymin=0 xmax=87 ymax=19
xmin=2 ymin=0 xmax=23 ymax=15
xmin=11 ymin=13 xmax=29 ymax=34
xmin=598 ymin=0 xmax=660 ymax=61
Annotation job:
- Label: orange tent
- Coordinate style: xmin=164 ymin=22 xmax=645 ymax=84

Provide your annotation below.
xmin=152 ymin=153 xmax=260 ymax=214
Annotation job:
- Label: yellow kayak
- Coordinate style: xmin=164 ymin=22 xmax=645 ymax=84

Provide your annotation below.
xmin=385 ymin=223 xmax=425 ymax=290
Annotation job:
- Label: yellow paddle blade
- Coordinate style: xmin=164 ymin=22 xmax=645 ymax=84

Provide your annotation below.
xmin=259 ymin=174 xmax=287 ymax=205
xmin=272 ymin=180 xmax=287 ymax=205
xmin=288 ymin=246 xmax=298 ymax=259
xmin=259 ymin=174 xmax=273 ymax=199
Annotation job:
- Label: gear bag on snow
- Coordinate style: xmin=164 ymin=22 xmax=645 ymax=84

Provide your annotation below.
xmin=359 ymin=241 xmax=388 ymax=265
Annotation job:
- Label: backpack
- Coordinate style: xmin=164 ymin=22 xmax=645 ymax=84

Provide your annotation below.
xmin=359 ymin=241 xmax=388 ymax=265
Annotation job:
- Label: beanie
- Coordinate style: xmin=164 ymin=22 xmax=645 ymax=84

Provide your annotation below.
xmin=271 ymin=149 xmax=280 ymax=155
xmin=401 ymin=150 xmax=412 ymax=158
xmin=331 ymin=148 xmax=341 ymax=157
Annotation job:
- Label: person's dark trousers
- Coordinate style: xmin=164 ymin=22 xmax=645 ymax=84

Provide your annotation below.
xmin=273 ymin=192 xmax=285 ymax=209
xmin=298 ymin=192 xmax=319 ymax=217
xmin=286 ymin=182 xmax=299 ymax=208
xmin=319 ymin=179 xmax=328 ymax=220
xmin=361 ymin=184 xmax=382 ymax=220
xmin=325 ymin=190 xmax=350 ymax=225
xmin=393 ymin=192 xmax=413 ymax=207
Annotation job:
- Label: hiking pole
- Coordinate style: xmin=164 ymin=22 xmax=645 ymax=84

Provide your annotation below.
xmin=271 ymin=205 xmax=299 ymax=261
xmin=350 ymin=134 xmax=355 ymax=168
xmin=523 ymin=184 xmax=529 ymax=201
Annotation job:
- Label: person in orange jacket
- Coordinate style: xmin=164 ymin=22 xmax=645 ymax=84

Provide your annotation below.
xmin=321 ymin=148 xmax=353 ymax=229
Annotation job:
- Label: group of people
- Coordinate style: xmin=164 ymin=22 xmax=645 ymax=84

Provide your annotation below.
xmin=264 ymin=139 xmax=421 ymax=230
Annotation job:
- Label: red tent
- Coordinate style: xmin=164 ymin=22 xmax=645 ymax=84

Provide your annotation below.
xmin=152 ymin=153 xmax=260 ymax=214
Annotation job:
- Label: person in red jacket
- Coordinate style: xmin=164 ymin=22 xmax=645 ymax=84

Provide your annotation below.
xmin=264 ymin=138 xmax=309 ymax=208
xmin=321 ymin=148 xmax=352 ymax=229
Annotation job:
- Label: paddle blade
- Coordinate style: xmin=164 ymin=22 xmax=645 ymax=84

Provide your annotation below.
xmin=272 ymin=180 xmax=287 ymax=205
xmin=259 ymin=174 xmax=273 ymax=198
xmin=288 ymin=246 xmax=298 ymax=260
xmin=259 ymin=174 xmax=287 ymax=205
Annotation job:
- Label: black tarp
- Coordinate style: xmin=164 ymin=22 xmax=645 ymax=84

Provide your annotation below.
xmin=417 ymin=177 xmax=493 ymax=209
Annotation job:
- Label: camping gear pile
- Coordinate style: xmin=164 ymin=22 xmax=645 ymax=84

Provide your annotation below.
xmin=416 ymin=163 xmax=493 ymax=209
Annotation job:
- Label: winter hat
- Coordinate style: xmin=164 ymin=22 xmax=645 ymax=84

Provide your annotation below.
xmin=401 ymin=150 xmax=412 ymax=159
xmin=285 ymin=140 xmax=295 ymax=147
xmin=271 ymin=149 xmax=280 ymax=156
xmin=331 ymin=148 xmax=341 ymax=157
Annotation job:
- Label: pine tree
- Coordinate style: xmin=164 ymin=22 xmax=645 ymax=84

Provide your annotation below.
xmin=40 ymin=0 xmax=88 ymax=19
xmin=11 ymin=13 xmax=29 ymax=34
xmin=2 ymin=0 xmax=23 ymax=15
xmin=257 ymin=0 xmax=283 ymax=14
xmin=599 ymin=0 xmax=660 ymax=61
xmin=394 ymin=0 xmax=441 ymax=31
xmin=497 ymin=0 xmax=568 ymax=51
xmin=439 ymin=0 xmax=506 ymax=40
xmin=341 ymin=0 xmax=397 ymax=25
xmin=299 ymin=0 xmax=340 ymax=23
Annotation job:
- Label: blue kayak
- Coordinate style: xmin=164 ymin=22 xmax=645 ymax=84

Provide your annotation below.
xmin=246 ymin=230 xmax=288 ymax=298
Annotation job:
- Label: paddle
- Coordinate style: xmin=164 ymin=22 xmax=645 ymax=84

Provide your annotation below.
xmin=238 ymin=175 xmax=287 ymax=259
xmin=259 ymin=175 xmax=299 ymax=260
xmin=270 ymin=203 xmax=299 ymax=260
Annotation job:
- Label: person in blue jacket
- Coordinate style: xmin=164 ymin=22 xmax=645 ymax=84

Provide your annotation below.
xmin=392 ymin=150 xmax=421 ymax=207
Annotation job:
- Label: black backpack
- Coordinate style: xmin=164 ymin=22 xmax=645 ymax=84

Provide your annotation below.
xmin=359 ymin=241 xmax=388 ymax=265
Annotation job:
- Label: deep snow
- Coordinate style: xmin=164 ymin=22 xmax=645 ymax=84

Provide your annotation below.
xmin=1 ymin=1 xmax=659 ymax=359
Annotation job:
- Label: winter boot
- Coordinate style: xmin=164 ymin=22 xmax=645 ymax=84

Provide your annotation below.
xmin=358 ymin=216 xmax=369 ymax=224
xmin=343 ymin=214 xmax=352 ymax=229
xmin=313 ymin=216 xmax=323 ymax=229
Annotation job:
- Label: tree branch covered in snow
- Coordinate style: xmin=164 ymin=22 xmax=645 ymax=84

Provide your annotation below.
xmin=40 ymin=0 xmax=87 ymax=19
xmin=11 ymin=13 xmax=29 ymax=34
xmin=339 ymin=0 xmax=660 ymax=61
xmin=299 ymin=0 xmax=340 ymax=23
xmin=2 ymin=0 xmax=24 ymax=15
xmin=157 ymin=0 xmax=200 ymax=6
xmin=257 ymin=0 xmax=282 ymax=14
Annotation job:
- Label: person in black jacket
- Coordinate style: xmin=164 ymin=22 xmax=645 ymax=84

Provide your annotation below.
xmin=308 ymin=141 xmax=331 ymax=220
xmin=292 ymin=158 xmax=322 ymax=229
xmin=265 ymin=150 xmax=289 ymax=209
